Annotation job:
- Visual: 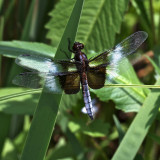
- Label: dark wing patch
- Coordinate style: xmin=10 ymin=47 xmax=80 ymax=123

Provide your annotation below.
xmin=87 ymin=66 xmax=106 ymax=89
xmin=59 ymin=72 xmax=80 ymax=94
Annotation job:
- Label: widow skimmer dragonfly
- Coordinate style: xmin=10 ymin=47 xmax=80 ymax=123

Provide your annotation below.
xmin=13 ymin=31 xmax=148 ymax=120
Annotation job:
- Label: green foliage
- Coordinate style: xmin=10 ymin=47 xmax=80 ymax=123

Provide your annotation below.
xmin=113 ymin=115 xmax=125 ymax=142
xmin=0 ymin=0 xmax=160 ymax=160
xmin=0 ymin=88 xmax=39 ymax=114
xmin=68 ymin=118 xmax=110 ymax=137
xmin=112 ymin=79 xmax=160 ymax=160
xmin=20 ymin=1 xmax=85 ymax=160
xmin=0 ymin=41 xmax=56 ymax=58
xmin=46 ymin=0 xmax=130 ymax=52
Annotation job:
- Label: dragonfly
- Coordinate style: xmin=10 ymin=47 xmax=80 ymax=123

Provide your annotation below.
xmin=13 ymin=31 xmax=148 ymax=120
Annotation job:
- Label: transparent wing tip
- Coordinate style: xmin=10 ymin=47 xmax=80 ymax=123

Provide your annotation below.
xmin=135 ymin=31 xmax=148 ymax=41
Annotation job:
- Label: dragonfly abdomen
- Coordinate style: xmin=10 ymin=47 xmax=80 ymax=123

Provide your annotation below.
xmin=81 ymin=78 xmax=94 ymax=120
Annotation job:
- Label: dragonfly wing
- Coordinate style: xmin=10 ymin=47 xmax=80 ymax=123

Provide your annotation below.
xmin=89 ymin=31 xmax=148 ymax=67
xmin=12 ymin=71 xmax=80 ymax=94
xmin=15 ymin=54 xmax=79 ymax=73
xmin=13 ymin=72 xmax=64 ymax=93
xmin=12 ymin=72 xmax=47 ymax=89
xmin=87 ymin=66 xmax=106 ymax=89
xmin=107 ymin=31 xmax=148 ymax=65
xmin=105 ymin=31 xmax=148 ymax=83
xmin=88 ymin=31 xmax=148 ymax=86
xmin=58 ymin=72 xmax=80 ymax=94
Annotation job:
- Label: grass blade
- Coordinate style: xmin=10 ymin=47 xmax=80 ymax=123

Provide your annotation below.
xmin=21 ymin=0 xmax=36 ymax=40
xmin=20 ymin=0 xmax=85 ymax=160
xmin=112 ymin=79 xmax=160 ymax=160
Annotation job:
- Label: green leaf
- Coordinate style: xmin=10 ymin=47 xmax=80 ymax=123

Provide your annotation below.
xmin=13 ymin=117 xmax=30 ymax=154
xmin=1 ymin=139 xmax=18 ymax=160
xmin=113 ymin=115 xmax=125 ymax=143
xmin=131 ymin=0 xmax=150 ymax=34
xmin=0 ymin=88 xmax=40 ymax=114
xmin=145 ymin=55 xmax=160 ymax=75
xmin=112 ymin=79 xmax=160 ymax=160
xmin=60 ymin=93 xmax=82 ymax=111
xmin=83 ymin=120 xmax=110 ymax=137
xmin=46 ymin=0 xmax=130 ymax=52
xmin=65 ymin=128 xmax=84 ymax=158
xmin=0 ymin=41 xmax=56 ymax=58
xmin=0 ymin=113 xmax=11 ymax=158
xmin=68 ymin=118 xmax=110 ymax=137
xmin=46 ymin=136 xmax=84 ymax=160
xmin=47 ymin=142 xmax=74 ymax=160
xmin=0 ymin=0 xmax=3 ymax=10
xmin=0 ymin=88 xmax=82 ymax=116
xmin=21 ymin=0 xmax=36 ymax=40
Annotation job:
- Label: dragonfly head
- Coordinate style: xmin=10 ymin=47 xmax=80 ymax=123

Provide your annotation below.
xmin=73 ymin=42 xmax=84 ymax=51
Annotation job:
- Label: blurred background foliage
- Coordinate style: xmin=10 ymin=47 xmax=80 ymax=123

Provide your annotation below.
xmin=0 ymin=0 xmax=160 ymax=160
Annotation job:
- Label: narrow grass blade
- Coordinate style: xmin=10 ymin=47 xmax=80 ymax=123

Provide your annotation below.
xmin=104 ymin=84 xmax=160 ymax=88
xmin=0 ymin=16 xmax=4 ymax=86
xmin=112 ymin=79 xmax=160 ymax=160
xmin=4 ymin=0 xmax=16 ymax=23
xmin=0 ymin=89 xmax=40 ymax=101
xmin=145 ymin=55 xmax=160 ymax=75
xmin=113 ymin=115 xmax=124 ymax=143
xmin=20 ymin=0 xmax=85 ymax=160
xmin=21 ymin=0 xmax=36 ymax=40
xmin=1 ymin=83 xmax=159 ymax=103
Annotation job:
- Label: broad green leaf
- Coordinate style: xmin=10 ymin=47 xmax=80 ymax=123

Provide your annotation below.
xmin=112 ymin=79 xmax=160 ymax=160
xmin=46 ymin=136 xmax=84 ymax=160
xmin=83 ymin=120 xmax=110 ymax=137
xmin=0 ymin=88 xmax=81 ymax=117
xmin=68 ymin=118 xmax=110 ymax=137
xmin=46 ymin=0 xmax=130 ymax=52
xmin=0 ymin=88 xmax=40 ymax=114
xmin=0 ymin=41 xmax=56 ymax=58
xmin=47 ymin=145 xmax=73 ymax=160
xmin=47 ymin=142 xmax=74 ymax=160
xmin=1 ymin=139 xmax=18 ymax=160
xmin=60 ymin=93 xmax=82 ymax=110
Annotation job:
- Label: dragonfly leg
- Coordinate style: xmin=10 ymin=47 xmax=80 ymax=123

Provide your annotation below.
xmin=60 ymin=49 xmax=70 ymax=59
